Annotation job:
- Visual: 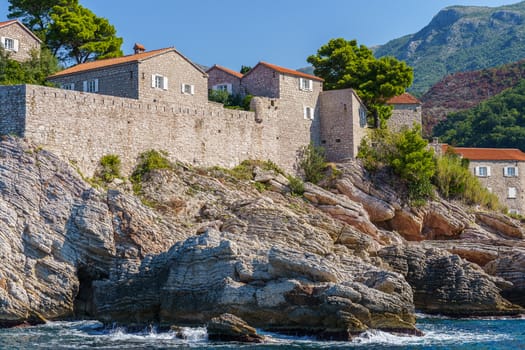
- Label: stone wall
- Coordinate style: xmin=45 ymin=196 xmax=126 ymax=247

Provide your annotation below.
xmin=319 ymin=89 xmax=367 ymax=162
xmin=0 ymin=22 xmax=40 ymax=62
xmin=241 ymin=64 xmax=280 ymax=98
xmin=4 ymin=85 xmax=309 ymax=176
xmin=469 ymin=160 xmax=525 ymax=214
xmin=387 ymin=104 xmax=422 ymax=132
xmin=0 ymin=85 xmax=26 ymax=135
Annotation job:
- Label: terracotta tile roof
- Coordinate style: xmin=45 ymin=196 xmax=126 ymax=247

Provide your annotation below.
xmin=49 ymin=47 xmax=206 ymax=78
xmin=0 ymin=19 xmax=42 ymax=43
xmin=207 ymin=64 xmax=243 ymax=79
xmin=387 ymin=92 xmax=421 ymax=105
xmin=447 ymin=146 xmax=525 ymax=161
xmin=0 ymin=20 xmax=17 ymax=27
xmin=257 ymin=61 xmax=324 ymax=81
xmin=49 ymin=48 xmax=174 ymax=77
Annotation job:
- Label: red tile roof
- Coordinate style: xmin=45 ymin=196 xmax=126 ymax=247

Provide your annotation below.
xmin=258 ymin=61 xmax=324 ymax=81
xmin=447 ymin=146 xmax=525 ymax=161
xmin=387 ymin=92 xmax=421 ymax=105
xmin=49 ymin=48 xmax=174 ymax=77
xmin=0 ymin=20 xmax=17 ymax=27
xmin=0 ymin=19 xmax=42 ymax=43
xmin=207 ymin=64 xmax=243 ymax=79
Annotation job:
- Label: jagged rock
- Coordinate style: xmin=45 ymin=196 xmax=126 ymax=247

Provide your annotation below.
xmin=303 ymin=183 xmax=379 ymax=238
xmin=336 ymin=177 xmax=395 ymax=222
xmin=379 ymin=245 xmax=524 ymax=316
xmin=207 ymin=313 xmax=264 ymax=343
xmin=92 ymin=227 xmax=419 ymax=339
xmin=485 ymin=251 xmax=525 ymax=306
xmin=388 ymin=208 xmax=424 ymax=241
xmin=476 ymin=212 xmax=524 ymax=239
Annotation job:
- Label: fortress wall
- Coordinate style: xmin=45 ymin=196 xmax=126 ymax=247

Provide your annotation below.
xmin=0 ymin=85 xmax=26 ymax=136
xmin=19 ymin=85 xmax=294 ymax=176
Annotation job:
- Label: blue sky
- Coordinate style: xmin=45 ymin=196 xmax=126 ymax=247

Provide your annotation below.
xmin=0 ymin=0 xmax=519 ymax=70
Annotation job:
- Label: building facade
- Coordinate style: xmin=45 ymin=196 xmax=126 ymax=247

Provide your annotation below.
xmin=451 ymin=147 xmax=525 ymax=215
xmin=206 ymin=65 xmax=243 ymax=96
xmin=0 ymin=20 xmax=41 ymax=62
xmin=48 ymin=47 xmax=208 ymax=105
xmin=386 ymin=92 xmax=422 ymax=132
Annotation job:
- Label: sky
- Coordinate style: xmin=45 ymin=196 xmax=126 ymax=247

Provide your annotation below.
xmin=0 ymin=0 xmax=520 ymax=70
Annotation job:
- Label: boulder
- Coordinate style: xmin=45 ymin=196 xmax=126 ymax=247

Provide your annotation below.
xmin=207 ymin=313 xmax=264 ymax=343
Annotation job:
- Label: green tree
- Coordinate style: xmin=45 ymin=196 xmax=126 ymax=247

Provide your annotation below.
xmin=300 ymin=143 xmax=327 ymax=184
xmin=0 ymin=46 xmax=59 ymax=85
xmin=47 ymin=3 xmax=123 ymax=64
xmin=7 ymin=0 xmax=76 ymax=39
xmin=307 ymin=38 xmax=413 ymax=128
xmin=240 ymin=65 xmax=252 ymax=74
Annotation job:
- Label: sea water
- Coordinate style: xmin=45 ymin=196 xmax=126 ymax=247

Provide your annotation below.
xmin=0 ymin=314 xmax=524 ymax=349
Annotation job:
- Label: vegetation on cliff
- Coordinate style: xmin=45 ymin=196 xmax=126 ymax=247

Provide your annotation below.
xmin=375 ymin=2 xmax=525 ymax=96
xmin=358 ymin=126 xmax=500 ymax=210
xmin=433 ymin=79 xmax=525 ymax=152
xmin=307 ymin=38 xmax=413 ymax=127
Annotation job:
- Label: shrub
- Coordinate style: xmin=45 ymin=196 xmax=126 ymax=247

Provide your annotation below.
xmin=433 ymin=151 xmax=501 ymax=210
xmin=130 ymin=149 xmax=172 ymax=192
xmin=287 ymin=175 xmax=305 ymax=196
xmin=97 ymin=154 xmax=122 ymax=183
xmin=300 ymin=143 xmax=327 ymax=184
xmin=357 ymin=126 xmax=436 ymax=204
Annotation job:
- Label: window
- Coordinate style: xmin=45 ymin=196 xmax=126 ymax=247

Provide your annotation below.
xmin=359 ymin=107 xmax=367 ymax=127
xmin=82 ymin=79 xmax=98 ymax=93
xmin=475 ymin=166 xmax=490 ymax=177
xmin=504 ymin=166 xmax=518 ymax=177
xmin=61 ymin=83 xmax=75 ymax=90
xmin=509 ymin=209 xmax=519 ymax=215
xmin=299 ymin=78 xmax=313 ymax=91
xmin=304 ymin=106 xmax=314 ymax=120
xmin=1 ymin=37 xmax=18 ymax=52
xmin=212 ymin=84 xmax=232 ymax=94
xmin=508 ymin=187 xmax=517 ymax=199
xmin=182 ymin=83 xmax=194 ymax=95
xmin=151 ymin=74 xmax=168 ymax=90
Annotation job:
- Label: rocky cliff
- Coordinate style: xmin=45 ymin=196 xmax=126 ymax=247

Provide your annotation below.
xmin=0 ymin=137 xmax=523 ymax=340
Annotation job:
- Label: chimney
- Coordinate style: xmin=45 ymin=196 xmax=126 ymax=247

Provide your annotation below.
xmin=133 ymin=43 xmax=145 ymax=54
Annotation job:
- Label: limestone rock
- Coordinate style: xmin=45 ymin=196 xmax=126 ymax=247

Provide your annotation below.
xmin=207 ymin=313 xmax=264 ymax=343
xmin=379 ymin=245 xmax=523 ymax=316
xmin=336 ymin=177 xmax=395 ymax=222
xmin=476 ymin=212 xmax=524 ymax=239
xmin=485 ymin=251 xmax=525 ymax=306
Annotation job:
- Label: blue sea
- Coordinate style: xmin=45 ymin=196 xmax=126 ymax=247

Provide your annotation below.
xmin=1 ymin=314 xmax=524 ymax=349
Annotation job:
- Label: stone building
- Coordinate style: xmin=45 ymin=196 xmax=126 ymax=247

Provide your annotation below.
xmin=318 ymin=89 xmax=368 ymax=161
xmin=0 ymin=20 xmax=41 ymax=62
xmin=48 ymin=46 xmax=208 ymax=105
xmin=206 ymin=65 xmax=243 ymax=96
xmin=386 ymin=92 xmax=422 ymax=131
xmin=448 ymin=146 xmax=525 ymax=215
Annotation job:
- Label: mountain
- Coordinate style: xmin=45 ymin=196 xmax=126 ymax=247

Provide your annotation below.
xmin=375 ymin=1 xmax=525 ymax=96
xmin=421 ymin=59 xmax=525 ymax=135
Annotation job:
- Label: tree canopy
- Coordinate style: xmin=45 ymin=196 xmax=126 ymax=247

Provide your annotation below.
xmin=0 ymin=47 xmax=60 ymax=85
xmin=307 ymin=38 xmax=413 ymax=127
xmin=47 ymin=3 xmax=123 ymax=63
xmin=433 ymin=79 xmax=525 ymax=152
xmin=7 ymin=0 xmax=122 ymax=65
xmin=7 ymin=0 xmax=75 ymax=39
